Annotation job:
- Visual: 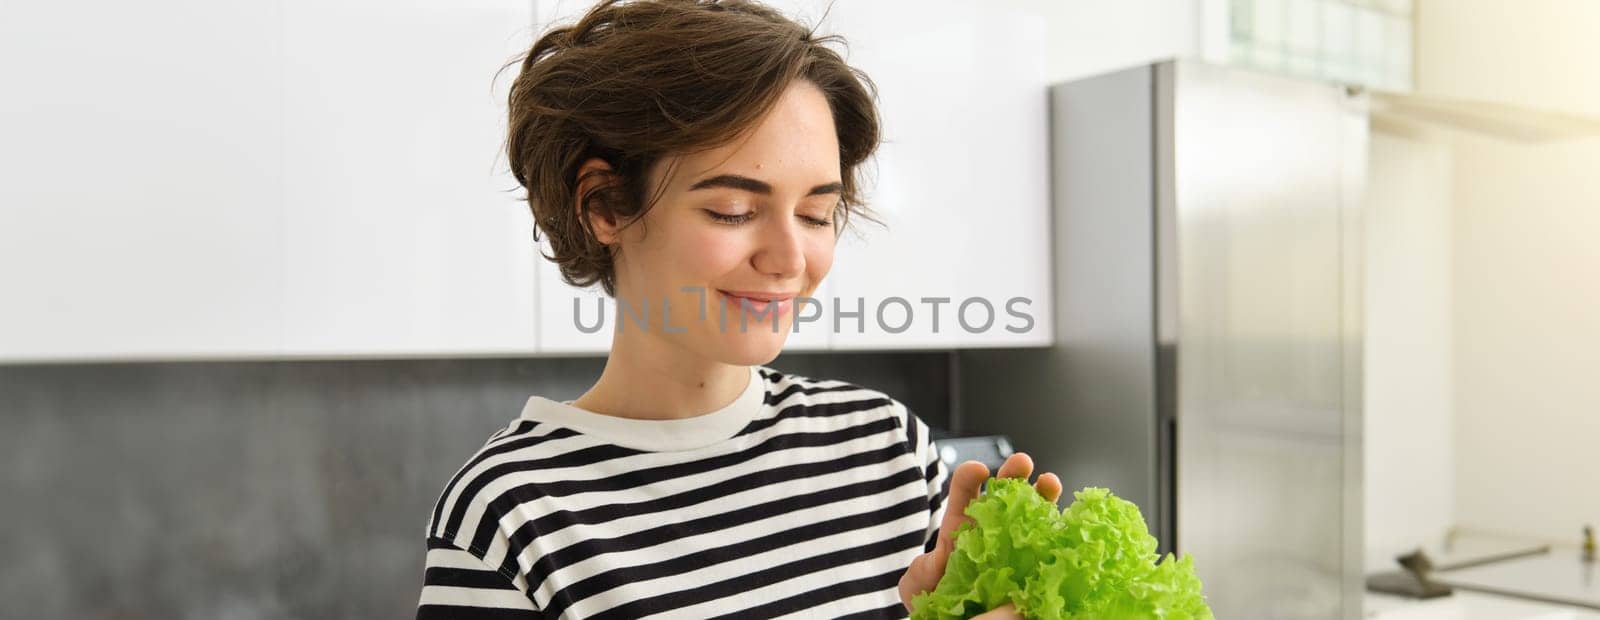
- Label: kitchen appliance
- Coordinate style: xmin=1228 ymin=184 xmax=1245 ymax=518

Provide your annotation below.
xmin=957 ymin=60 xmax=1368 ymax=619
xmin=929 ymin=433 xmax=1016 ymax=499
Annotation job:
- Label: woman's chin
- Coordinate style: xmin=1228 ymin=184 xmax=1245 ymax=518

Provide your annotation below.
xmin=711 ymin=327 xmax=789 ymax=366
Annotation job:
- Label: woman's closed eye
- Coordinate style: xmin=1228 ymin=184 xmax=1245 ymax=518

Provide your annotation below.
xmin=703 ymin=209 xmax=755 ymax=225
xmin=702 ymin=208 xmax=832 ymax=229
xmin=798 ymin=213 xmax=832 ymax=228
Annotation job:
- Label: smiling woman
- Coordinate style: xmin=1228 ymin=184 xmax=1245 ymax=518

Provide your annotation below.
xmin=563 ymin=78 xmax=843 ymax=367
xmin=414 ymin=1 xmax=1059 ymax=618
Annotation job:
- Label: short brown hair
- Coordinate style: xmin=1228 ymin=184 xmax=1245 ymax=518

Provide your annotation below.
xmin=503 ymin=0 xmax=880 ymax=296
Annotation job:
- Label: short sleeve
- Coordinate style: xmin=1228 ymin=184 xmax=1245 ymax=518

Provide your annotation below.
xmin=901 ymin=403 xmax=949 ymax=554
xmin=417 ymin=536 xmax=542 ymax=619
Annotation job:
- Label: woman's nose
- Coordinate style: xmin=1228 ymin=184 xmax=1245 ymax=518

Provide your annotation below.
xmin=752 ymin=217 xmax=806 ymax=278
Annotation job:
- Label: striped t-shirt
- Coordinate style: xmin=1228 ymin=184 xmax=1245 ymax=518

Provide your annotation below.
xmin=416 ymin=365 xmax=950 ymax=619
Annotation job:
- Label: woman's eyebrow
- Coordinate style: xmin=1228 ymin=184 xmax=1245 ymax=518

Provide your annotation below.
xmin=688 ymin=174 xmax=843 ymax=196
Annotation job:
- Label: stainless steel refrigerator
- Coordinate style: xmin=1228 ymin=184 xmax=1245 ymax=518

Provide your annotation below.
xmin=956 ymin=60 xmax=1367 ymax=619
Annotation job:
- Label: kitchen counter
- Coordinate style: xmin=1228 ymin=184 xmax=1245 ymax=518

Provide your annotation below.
xmin=1367 ymin=532 xmax=1600 ymax=619
xmin=1368 ymin=592 xmax=1600 ymax=620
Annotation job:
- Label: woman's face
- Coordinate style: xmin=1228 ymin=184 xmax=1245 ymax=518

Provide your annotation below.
xmin=608 ymin=79 xmax=841 ymax=366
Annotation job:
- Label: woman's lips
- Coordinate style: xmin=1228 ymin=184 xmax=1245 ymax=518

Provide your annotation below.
xmin=716 ymin=289 xmax=794 ymax=320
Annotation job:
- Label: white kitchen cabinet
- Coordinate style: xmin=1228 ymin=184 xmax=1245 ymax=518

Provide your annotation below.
xmin=0 ymin=1 xmax=288 ymax=362
xmin=810 ymin=0 xmax=1053 ymax=349
xmin=1 ymin=0 xmax=540 ymax=363
xmin=2 ymin=0 xmax=1051 ymax=362
xmin=533 ymin=240 xmax=611 ymax=355
xmin=277 ymin=0 xmax=539 ymax=357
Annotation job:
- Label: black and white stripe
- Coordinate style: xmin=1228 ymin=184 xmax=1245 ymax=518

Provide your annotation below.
xmin=416 ymin=367 xmax=948 ymax=619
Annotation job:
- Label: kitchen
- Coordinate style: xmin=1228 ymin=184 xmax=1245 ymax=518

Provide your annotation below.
xmin=2 ymin=0 xmax=1598 ymax=618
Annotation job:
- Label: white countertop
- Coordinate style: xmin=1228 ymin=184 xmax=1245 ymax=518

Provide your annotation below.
xmin=1367 ymin=533 xmax=1600 ymax=619
xmin=1432 ymin=553 xmax=1600 ymax=609
xmin=1368 ymin=590 xmax=1600 ymax=619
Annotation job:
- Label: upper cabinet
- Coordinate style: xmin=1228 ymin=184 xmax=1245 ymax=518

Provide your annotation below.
xmin=1203 ymin=0 xmax=1415 ymax=92
xmin=1413 ymin=0 xmax=1600 ymax=118
xmin=804 ymin=1 xmax=1053 ymax=350
xmin=277 ymin=0 xmax=539 ymax=357
xmin=0 ymin=0 xmax=540 ymax=363
xmin=534 ymin=239 xmax=613 ymax=355
xmin=0 ymin=2 xmax=289 ymax=362
xmin=2 ymin=0 xmax=1051 ymax=362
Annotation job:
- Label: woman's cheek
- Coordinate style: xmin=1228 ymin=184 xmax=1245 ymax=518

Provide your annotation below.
xmin=804 ymin=235 xmax=835 ymax=285
xmin=683 ymin=227 xmax=750 ymax=276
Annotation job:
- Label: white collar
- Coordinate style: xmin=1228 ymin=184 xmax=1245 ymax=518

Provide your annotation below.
xmin=517 ymin=365 xmax=766 ymax=452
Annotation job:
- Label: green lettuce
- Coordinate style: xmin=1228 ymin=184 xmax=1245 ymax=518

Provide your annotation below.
xmin=910 ymin=481 xmax=1213 ymax=620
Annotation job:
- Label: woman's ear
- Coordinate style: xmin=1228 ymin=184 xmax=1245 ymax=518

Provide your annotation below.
xmin=574 ymin=157 xmax=622 ymax=245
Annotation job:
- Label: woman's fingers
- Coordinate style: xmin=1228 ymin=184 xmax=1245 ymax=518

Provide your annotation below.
xmin=998 ymin=452 xmax=1062 ymax=505
xmin=1034 ymin=471 xmax=1063 ymax=504
xmin=937 ymin=454 xmax=1065 ymax=559
xmin=935 ymin=461 xmax=991 ymax=556
xmin=995 ymin=452 xmax=1033 ymax=480
xmin=897 ymin=552 xmax=941 ymax=611
xmin=908 ymin=453 xmax=1059 ymax=616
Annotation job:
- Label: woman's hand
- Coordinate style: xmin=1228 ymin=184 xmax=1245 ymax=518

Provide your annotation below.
xmin=898 ymin=452 xmax=1063 ymax=618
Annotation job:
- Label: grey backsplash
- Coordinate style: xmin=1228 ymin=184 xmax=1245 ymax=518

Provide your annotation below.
xmin=0 ymin=352 xmax=952 ymax=620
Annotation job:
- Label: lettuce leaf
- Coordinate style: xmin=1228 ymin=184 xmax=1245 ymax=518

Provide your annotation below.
xmin=910 ymin=481 xmax=1213 ymax=620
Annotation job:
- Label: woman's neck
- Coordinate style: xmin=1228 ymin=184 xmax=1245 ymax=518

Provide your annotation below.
xmin=570 ymin=332 xmax=752 ymax=421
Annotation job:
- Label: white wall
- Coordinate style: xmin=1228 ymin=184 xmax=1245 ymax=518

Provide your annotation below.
xmin=1449 ymin=132 xmax=1600 ymax=542
xmin=1415 ymin=0 xmax=1600 ymax=543
xmin=1363 ymin=131 xmax=1456 ymax=570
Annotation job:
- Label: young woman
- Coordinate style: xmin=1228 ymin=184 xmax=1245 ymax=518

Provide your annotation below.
xmin=416 ymin=1 xmax=1061 ymax=617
